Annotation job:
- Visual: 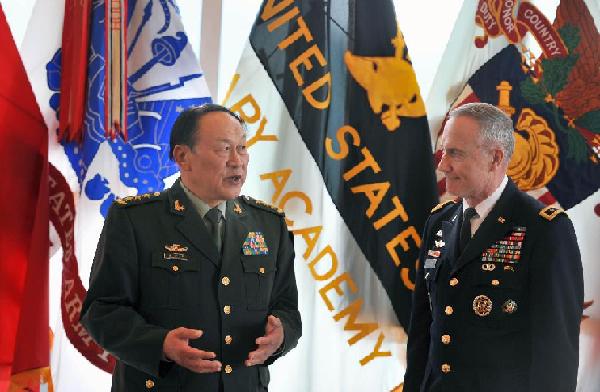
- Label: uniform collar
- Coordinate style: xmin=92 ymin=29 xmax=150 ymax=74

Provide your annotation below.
xmin=463 ymin=175 xmax=508 ymax=223
xmin=179 ymin=180 xmax=227 ymax=220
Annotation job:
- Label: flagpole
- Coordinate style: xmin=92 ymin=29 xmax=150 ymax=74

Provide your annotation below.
xmin=200 ymin=0 xmax=222 ymax=101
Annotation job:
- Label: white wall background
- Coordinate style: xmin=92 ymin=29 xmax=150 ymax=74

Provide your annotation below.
xmin=0 ymin=0 xmax=463 ymax=104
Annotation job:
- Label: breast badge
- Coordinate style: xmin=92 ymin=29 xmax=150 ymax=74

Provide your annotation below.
xmin=164 ymin=243 xmax=188 ymax=261
xmin=502 ymin=299 xmax=518 ymax=314
xmin=473 ymin=294 xmax=493 ymax=317
xmin=242 ymin=232 xmax=269 ymax=256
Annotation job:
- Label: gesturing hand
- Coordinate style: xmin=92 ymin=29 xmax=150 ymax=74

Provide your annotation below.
xmin=163 ymin=327 xmax=222 ymax=373
xmin=245 ymin=315 xmax=284 ymax=366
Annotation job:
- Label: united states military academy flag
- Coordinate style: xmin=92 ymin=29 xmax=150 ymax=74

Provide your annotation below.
xmin=0 ymin=5 xmax=50 ymax=391
xmin=427 ymin=1 xmax=600 ymax=390
xmin=224 ymin=0 xmax=438 ymax=390
xmin=19 ymin=1 xmax=211 ymax=390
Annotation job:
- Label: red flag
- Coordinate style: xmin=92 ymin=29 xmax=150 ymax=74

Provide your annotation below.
xmin=0 ymin=5 xmax=49 ymax=392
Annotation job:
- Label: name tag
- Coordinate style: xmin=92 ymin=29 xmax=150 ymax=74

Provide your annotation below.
xmin=424 ymin=258 xmax=438 ymax=269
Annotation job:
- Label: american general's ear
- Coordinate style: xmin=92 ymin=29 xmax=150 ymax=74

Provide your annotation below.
xmin=490 ymin=147 xmax=505 ymax=170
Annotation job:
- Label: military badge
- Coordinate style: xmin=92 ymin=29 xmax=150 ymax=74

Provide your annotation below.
xmin=473 ymin=294 xmax=493 ymax=317
xmin=424 ymin=258 xmax=438 ymax=269
xmin=481 ymin=263 xmax=496 ymax=271
xmin=502 ymin=299 xmax=518 ymax=314
xmin=164 ymin=243 xmax=188 ymax=261
xmin=233 ymin=202 xmax=243 ymax=214
xmin=165 ymin=244 xmax=188 ymax=252
xmin=427 ymin=249 xmax=441 ymax=258
xmin=174 ymin=199 xmax=185 ymax=212
xmin=242 ymin=231 xmax=269 ymax=255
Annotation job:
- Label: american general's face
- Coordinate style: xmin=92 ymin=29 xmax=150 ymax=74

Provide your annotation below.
xmin=437 ymin=115 xmax=496 ymax=204
xmin=175 ymin=112 xmax=248 ymax=207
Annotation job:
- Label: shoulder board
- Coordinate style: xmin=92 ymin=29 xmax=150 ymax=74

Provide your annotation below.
xmin=431 ymin=199 xmax=456 ymax=214
xmin=539 ymin=205 xmax=565 ymax=221
xmin=114 ymin=192 xmax=163 ymax=208
xmin=242 ymin=195 xmax=285 ymax=216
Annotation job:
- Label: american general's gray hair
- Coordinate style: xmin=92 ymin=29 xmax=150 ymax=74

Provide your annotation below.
xmin=449 ymin=102 xmax=514 ymax=163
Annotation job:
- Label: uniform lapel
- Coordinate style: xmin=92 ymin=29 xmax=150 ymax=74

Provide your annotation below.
xmin=451 ymin=181 xmax=518 ymax=275
xmin=168 ymin=181 xmax=220 ymax=266
xmin=221 ymin=198 xmax=249 ymax=268
xmin=441 ymin=208 xmax=461 ymax=263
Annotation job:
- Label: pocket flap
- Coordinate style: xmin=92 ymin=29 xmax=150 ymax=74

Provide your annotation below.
xmin=241 ymin=256 xmax=276 ymax=274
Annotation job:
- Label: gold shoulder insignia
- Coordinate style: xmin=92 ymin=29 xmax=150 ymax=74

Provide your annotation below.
xmin=431 ymin=200 xmax=456 ymax=213
xmin=539 ymin=206 xmax=565 ymax=221
xmin=242 ymin=196 xmax=285 ymax=216
xmin=115 ymin=191 xmax=162 ymax=207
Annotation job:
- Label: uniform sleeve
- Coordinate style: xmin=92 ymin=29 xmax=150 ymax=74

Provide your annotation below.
xmin=80 ymin=204 xmax=169 ymax=377
xmin=403 ymin=217 xmax=433 ymax=392
xmin=528 ymin=214 xmax=583 ymax=391
xmin=265 ymin=216 xmax=301 ymax=364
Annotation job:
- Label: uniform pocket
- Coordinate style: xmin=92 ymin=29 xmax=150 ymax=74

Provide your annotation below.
xmin=466 ymin=266 xmax=525 ymax=330
xmin=241 ymin=255 xmax=277 ymax=310
xmin=149 ymin=252 xmax=201 ymax=309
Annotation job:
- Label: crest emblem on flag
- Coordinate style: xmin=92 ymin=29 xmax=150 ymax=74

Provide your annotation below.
xmin=46 ymin=0 xmax=210 ymax=218
xmin=345 ymin=30 xmax=426 ymax=131
xmin=44 ymin=0 xmax=211 ymax=376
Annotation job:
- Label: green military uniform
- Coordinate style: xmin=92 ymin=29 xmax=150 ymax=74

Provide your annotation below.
xmin=403 ymin=180 xmax=583 ymax=392
xmin=81 ymin=179 xmax=301 ymax=392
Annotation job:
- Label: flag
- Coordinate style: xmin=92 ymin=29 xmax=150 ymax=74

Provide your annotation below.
xmin=224 ymin=0 xmax=438 ymax=390
xmin=0 ymin=4 xmax=50 ymax=392
xmin=428 ymin=1 xmax=600 ymax=390
xmin=20 ymin=0 xmax=211 ymax=390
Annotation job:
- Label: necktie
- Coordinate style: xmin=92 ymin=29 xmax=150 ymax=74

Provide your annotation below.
xmin=205 ymin=207 xmax=222 ymax=252
xmin=459 ymin=207 xmax=477 ymax=254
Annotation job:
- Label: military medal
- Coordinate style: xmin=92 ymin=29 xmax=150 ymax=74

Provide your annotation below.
xmin=473 ymin=294 xmax=493 ymax=316
xmin=242 ymin=232 xmax=269 ymax=255
xmin=502 ymin=299 xmax=518 ymax=314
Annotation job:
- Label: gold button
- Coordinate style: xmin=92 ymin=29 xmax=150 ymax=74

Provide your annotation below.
xmin=491 ymin=279 xmax=500 ymax=286
xmin=259 ymin=267 xmax=265 ymax=274
xmin=441 ymin=334 xmax=451 ymax=344
xmin=445 ymin=306 xmax=454 ymax=315
xmin=145 ymin=379 xmax=155 ymax=389
xmin=172 ymin=265 xmax=179 ymax=272
xmin=449 ymin=278 xmax=459 ymax=286
xmin=441 ymin=364 xmax=451 ymax=373
xmin=225 ymin=364 xmax=232 ymax=374
xmin=225 ymin=335 xmax=232 ymax=345
xmin=223 ymin=305 xmax=231 ymax=315
xmin=221 ymin=276 xmax=230 ymax=286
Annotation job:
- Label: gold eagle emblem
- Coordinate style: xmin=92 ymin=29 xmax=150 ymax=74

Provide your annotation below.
xmin=344 ymin=29 xmax=426 ymax=131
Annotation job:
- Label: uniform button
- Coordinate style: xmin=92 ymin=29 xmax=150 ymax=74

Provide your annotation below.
xmin=224 ymin=365 xmax=232 ymax=374
xmin=221 ymin=276 xmax=230 ymax=286
xmin=172 ymin=265 xmax=179 ymax=272
xmin=491 ymin=279 xmax=500 ymax=286
xmin=145 ymin=379 xmax=155 ymax=389
xmin=449 ymin=278 xmax=459 ymax=286
xmin=441 ymin=364 xmax=451 ymax=373
xmin=445 ymin=306 xmax=454 ymax=315
xmin=223 ymin=305 xmax=231 ymax=315
xmin=225 ymin=335 xmax=232 ymax=345
xmin=441 ymin=334 xmax=451 ymax=344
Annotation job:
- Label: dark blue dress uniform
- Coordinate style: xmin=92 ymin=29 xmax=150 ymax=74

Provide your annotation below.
xmin=81 ymin=180 xmax=301 ymax=392
xmin=403 ymin=180 xmax=583 ymax=392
